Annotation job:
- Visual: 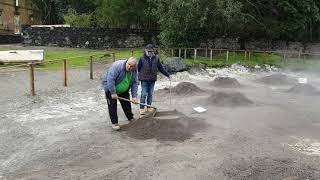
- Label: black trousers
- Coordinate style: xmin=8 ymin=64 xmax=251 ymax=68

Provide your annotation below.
xmin=105 ymin=90 xmax=133 ymax=124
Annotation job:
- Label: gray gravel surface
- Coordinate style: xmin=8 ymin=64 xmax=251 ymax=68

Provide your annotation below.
xmin=1 ymin=64 xmax=320 ymax=180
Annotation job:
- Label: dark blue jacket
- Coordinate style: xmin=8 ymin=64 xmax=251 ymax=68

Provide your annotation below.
xmin=137 ymin=52 xmax=170 ymax=81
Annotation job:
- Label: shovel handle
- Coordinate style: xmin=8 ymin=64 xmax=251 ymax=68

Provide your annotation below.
xmin=117 ymin=97 xmax=156 ymax=109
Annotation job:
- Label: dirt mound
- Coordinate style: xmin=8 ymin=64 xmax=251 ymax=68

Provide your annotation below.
xmin=208 ymin=92 xmax=253 ymax=106
xmin=211 ymin=77 xmax=241 ymax=88
xmin=157 ymin=82 xmax=204 ymax=96
xmin=286 ymin=84 xmax=320 ymax=95
xmin=121 ymin=110 xmax=208 ymax=142
xmin=257 ymin=74 xmax=295 ymax=85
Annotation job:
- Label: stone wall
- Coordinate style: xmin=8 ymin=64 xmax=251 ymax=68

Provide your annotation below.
xmin=0 ymin=34 xmax=22 ymax=44
xmin=21 ymin=25 xmax=320 ymax=53
xmin=21 ymin=26 xmax=160 ymax=48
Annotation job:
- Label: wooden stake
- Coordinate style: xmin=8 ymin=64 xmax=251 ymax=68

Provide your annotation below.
xmin=226 ymin=50 xmax=229 ymax=61
xmin=112 ymin=53 xmax=115 ymax=62
xmin=245 ymin=51 xmax=247 ymax=60
xmin=90 ymin=56 xmax=93 ymax=80
xmin=63 ymin=59 xmax=67 ymax=87
xmin=29 ymin=63 xmax=35 ymax=96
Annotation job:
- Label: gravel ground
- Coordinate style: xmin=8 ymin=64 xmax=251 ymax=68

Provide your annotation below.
xmin=1 ymin=62 xmax=320 ymax=180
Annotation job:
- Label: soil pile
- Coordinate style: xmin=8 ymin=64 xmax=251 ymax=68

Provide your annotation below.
xmin=257 ymin=74 xmax=295 ymax=85
xmin=208 ymin=92 xmax=253 ymax=106
xmin=121 ymin=110 xmax=208 ymax=141
xmin=286 ymin=84 xmax=320 ymax=95
xmin=157 ymin=82 xmax=204 ymax=96
xmin=211 ymin=77 xmax=241 ymax=88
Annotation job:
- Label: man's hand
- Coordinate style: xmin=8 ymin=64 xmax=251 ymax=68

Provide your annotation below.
xmin=111 ymin=94 xmax=118 ymax=100
xmin=132 ymin=97 xmax=139 ymax=104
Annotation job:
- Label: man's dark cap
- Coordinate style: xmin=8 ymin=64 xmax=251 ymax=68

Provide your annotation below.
xmin=145 ymin=44 xmax=153 ymax=51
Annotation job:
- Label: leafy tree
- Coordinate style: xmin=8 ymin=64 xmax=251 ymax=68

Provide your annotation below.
xmin=148 ymin=0 xmax=208 ymax=47
xmin=30 ymin=0 xmax=60 ymax=24
xmin=63 ymin=9 xmax=92 ymax=27
xmin=31 ymin=0 xmax=97 ymax=24
xmin=94 ymin=0 xmax=148 ymax=28
xmin=30 ymin=0 xmax=320 ymax=43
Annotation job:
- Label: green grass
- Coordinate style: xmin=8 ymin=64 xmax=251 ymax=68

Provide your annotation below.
xmin=159 ymin=51 xmax=281 ymax=68
xmin=0 ymin=46 xmax=144 ymax=70
xmin=277 ymin=58 xmax=320 ymax=71
xmin=1 ymin=46 xmax=320 ymax=71
xmin=186 ymin=52 xmax=280 ymax=68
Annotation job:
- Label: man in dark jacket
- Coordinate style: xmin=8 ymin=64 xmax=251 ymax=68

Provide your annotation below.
xmin=102 ymin=57 xmax=138 ymax=130
xmin=137 ymin=44 xmax=171 ymax=115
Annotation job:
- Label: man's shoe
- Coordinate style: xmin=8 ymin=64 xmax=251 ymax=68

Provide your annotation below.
xmin=140 ymin=109 xmax=147 ymax=115
xmin=128 ymin=118 xmax=136 ymax=121
xmin=111 ymin=123 xmax=120 ymax=131
xmin=147 ymin=107 xmax=155 ymax=112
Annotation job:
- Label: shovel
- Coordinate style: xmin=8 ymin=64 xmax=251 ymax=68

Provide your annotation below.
xmin=117 ymin=97 xmax=157 ymax=117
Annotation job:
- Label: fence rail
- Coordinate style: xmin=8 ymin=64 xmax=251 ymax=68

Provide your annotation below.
xmin=1 ymin=47 xmax=320 ymax=96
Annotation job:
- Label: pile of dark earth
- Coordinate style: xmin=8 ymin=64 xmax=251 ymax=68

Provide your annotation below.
xmin=157 ymin=82 xmax=204 ymax=96
xmin=286 ymin=83 xmax=320 ymax=95
xmin=207 ymin=91 xmax=253 ymax=106
xmin=257 ymin=74 xmax=295 ymax=85
xmin=121 ymin=110 xmax=208 ymax=142
xmin=211 ymin=77 xmax=241 ymax=88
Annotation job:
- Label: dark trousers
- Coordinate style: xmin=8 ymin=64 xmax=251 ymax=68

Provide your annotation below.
xmin=105 ymin=90 xmax=133 ymax=124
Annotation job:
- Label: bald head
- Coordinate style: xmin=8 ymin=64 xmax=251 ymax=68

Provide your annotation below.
xmin=126 ymin=57 xmax=137 ymax=72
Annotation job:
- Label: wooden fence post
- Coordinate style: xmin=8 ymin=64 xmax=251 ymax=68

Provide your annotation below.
xmin=171 ymin=49 xmax=174 ymax=56
xmin=29 ymin=63 xmax=35 ymax=96
xmin=63 ymin=59 xmax=67 ymax=87
xmin=113 ymin=52 xmax=116 ymax=61
xmin=184 ymin=49 xmax=187 ymax=59
xmin=90 ymin=56 xmax=93 ymax=80
xmin=244 ymin=51 xmax=247 ymax=60
xmin=226 ymin=50 xmax=229 ymax=61
xmin=249 ymin=51 xmax=251 ymax=61
xmin=210 ymin=49 xmax=213 ymax=61
xmin=194 ymin=48 xmax=197 ymax=60
xmin=178 ymin=48 xmax=181 ymax=57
